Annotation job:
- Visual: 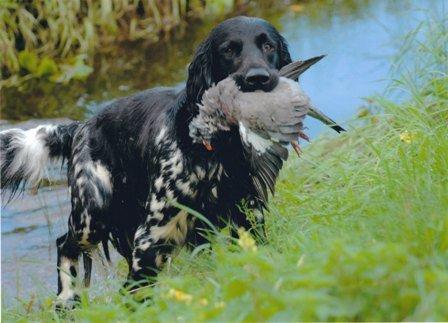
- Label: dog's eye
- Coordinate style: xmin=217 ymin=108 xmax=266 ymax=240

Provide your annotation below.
xmin=263 ymin=43 xmax=274 ymax=52
xmin=224 ymin=47 xmax=233 ymax=54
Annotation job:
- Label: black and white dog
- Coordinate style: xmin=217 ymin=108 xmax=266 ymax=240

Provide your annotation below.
xmin=0 ymin=16 xmax=293 ymax=306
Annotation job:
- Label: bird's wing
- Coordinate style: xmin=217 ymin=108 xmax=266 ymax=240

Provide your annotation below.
xmin=308 ymin=105 xmax=345 ymax=133
xmin=238 ymin=121 xmax=288 ymax=203
xmin=262 ymin=78 xmax=310 ymax=143
xmin=279 ymin=55 xmax=325 ymax=80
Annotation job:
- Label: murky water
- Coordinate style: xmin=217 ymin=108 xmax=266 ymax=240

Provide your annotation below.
xmin=1 ymin=0 xmax=445 ymax=308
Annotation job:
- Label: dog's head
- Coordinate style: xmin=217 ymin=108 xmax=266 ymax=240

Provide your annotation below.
xmin=186 ymin=16 xmax=292 ymax=103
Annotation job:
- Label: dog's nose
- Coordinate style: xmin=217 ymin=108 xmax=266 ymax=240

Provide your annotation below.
xmin=245 ymin=68 xmax=270 ymax=85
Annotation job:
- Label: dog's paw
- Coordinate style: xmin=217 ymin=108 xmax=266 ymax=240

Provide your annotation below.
xmin=54 ymin=293 xmax=80 ymax=312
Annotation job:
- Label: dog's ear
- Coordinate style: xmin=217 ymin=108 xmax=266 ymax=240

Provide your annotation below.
xmin=186 ymin=38 xmax=213 ymax=103
xmin=277 ymin=34 xmax=292 ymax=69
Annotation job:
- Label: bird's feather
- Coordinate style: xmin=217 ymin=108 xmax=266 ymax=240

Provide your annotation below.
xmin=238 ymin=122 xmax=288 ymax=202
xmin=279 ymin=56 xmax=346 ymax=133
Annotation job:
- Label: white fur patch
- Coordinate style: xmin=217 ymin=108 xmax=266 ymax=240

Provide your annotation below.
xmin=139 ymin=241 xmax=151 ymax=251
xmin=155 ymin=127 xmax=167 ymax=144
xmin=171 ymin=159 xmax=183 ymax=178
xmin=92 ymin=162 xmax=113 ymax=193
xmin=150 ymin=211 xmax=189 ymax=245
xmin=135 ymin=225 xmax=147 ymax=240
xmin=211 ymin=187 xmax=218 ymax=198
xmin=152 ymin=211 xmax=164 ymax=220
xmin=195 ymin=166 xmax=206 ymax=180
xmin=2 ymin=125 xmax=57 ymax=185
xmin=150 ymin=195 xmax=166 ymax=212
xmin=80 ymin=211 xmax=91 ymax=246
xmin=154 ymin=176 xmax=164 ymax=191
xmin=57 ymin=256 xmax=78 ymax=302
xmin=165 ymin=189 xmax=174 ymax=200
xmin=132 ymin=257 xmax=142 ymax=271
xmin=76 ymin=161 xmax=112 ymax=208
xmin=176 ymin=180 xmax=193 ymax=196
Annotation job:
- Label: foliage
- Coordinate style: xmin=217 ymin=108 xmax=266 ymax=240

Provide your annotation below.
xmin=0 ymin=0 xmax=241 ymax=87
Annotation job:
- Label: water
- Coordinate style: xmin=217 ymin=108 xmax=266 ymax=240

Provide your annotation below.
xmin=1 ymin=0 xmax=445 ymax=308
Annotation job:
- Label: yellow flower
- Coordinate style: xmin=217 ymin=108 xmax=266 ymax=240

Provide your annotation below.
xmin=215 ymin=301 xmax=226 ymax=309
xmin=167 ymin=288 xmax=193 ymax=304
xmin=199 ymin=298 xmax=209 ymax=306
xmin=237 ymin=228 xmax=258 ymax=252
xmin=400 ymin=131 xmax=414 ymax=144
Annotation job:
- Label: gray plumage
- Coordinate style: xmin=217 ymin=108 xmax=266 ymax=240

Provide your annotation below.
xmin=189 ymin=76 xmax=310 ymax=200
xmin=191 ymin=77 xmax=308 ymax=144
xmin=189 ymin=56 xmax=342 ymax=199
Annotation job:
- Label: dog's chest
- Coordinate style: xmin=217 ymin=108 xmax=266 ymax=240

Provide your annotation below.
xmin=150 ymin=139 xmax=224 ymax=208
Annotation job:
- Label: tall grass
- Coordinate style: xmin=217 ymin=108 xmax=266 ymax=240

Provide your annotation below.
xmin=0 ymin=0 xmax=240 ymax=87
xmin=2 ymin=17 xmax=448 ymax=323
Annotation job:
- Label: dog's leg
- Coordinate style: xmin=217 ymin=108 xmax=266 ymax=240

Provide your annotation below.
xmin=82 ymin=252 xmax=92 ymax=287
xmin=127 ymin=207 xmax=193 ymax=290
xmin=128 ymin=227 xmax=176 ymax=288
xmin=56 ymin=232 xmax=81 ymax=309
xmin=55 ymin=153 xmax=114 ymax=308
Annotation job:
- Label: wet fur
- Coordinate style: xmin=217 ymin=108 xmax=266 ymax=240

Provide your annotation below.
xmin=0 ymin=16 xmax=292 ymax=306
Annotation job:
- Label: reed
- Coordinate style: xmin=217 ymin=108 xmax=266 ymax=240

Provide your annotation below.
xmin=0 ymin=0 xmax=239 ymax=86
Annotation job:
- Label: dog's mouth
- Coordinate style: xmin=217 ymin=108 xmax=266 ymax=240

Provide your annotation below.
xmin=232 ymin=72 xmax=279 ymax=93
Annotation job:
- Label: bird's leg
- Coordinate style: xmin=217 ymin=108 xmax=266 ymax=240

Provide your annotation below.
xmin=291 ymin=140 xmax=302 ymax=157
xmin=298 ymin=130 xmax=310 ymax=142
xmin=291 ymin=130 xmax=310 ymax=157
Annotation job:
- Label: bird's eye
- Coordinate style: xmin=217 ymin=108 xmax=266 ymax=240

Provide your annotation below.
xmin=263 ymin=43 xmax=274 ymax=52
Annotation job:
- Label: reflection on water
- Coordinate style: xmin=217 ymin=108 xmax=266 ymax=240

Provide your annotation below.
xmin=1 ymin=0 xmax=445 ymax=307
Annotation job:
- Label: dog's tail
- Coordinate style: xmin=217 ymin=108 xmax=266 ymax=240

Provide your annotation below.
xmin=0 ymin=122 xmax=79 ymax=199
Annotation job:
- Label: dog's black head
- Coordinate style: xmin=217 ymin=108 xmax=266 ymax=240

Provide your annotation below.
xmin=186 ymin=16 xmax=292 ymax=103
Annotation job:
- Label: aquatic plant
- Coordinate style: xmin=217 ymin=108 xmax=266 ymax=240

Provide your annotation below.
xmin=0 ymin=0 xmax=241 ymax=87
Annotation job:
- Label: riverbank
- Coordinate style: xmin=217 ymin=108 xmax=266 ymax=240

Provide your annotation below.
xmin=2 ymin=17 xmax=447 ymax=321
xmin=1 ymin=0 xmax=295 ymax=90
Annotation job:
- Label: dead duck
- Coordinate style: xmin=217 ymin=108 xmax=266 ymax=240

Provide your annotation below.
xmin=189 ymin=56 xmax=342 ymax=198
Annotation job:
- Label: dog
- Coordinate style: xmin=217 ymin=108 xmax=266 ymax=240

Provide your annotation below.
xmin=0 ymin=16 xmax=293 ymax=307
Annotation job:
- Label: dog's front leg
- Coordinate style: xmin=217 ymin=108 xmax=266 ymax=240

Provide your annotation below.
xmin=126 ymin=203 xmax=193 ymax=290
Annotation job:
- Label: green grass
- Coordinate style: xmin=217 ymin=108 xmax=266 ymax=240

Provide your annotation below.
xmin=0 ymin=0 xmax=240 ymax=87
xmin=3 ymin=18 xmax=448 ymax=323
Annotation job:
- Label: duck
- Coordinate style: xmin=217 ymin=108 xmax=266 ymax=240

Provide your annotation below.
xmin=189 ymin=56 xmax=344 ymax=199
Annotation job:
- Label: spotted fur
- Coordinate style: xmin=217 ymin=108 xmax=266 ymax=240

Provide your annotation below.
xmin=0 ymin=16 xmax=292 ymax=307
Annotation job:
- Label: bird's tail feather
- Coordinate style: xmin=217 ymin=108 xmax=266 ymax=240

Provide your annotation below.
xmin=308 ymin=106 xmax=345 ymax=133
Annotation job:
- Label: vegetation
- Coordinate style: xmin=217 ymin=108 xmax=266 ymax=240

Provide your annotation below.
xmin=2 ymin=11 xmax=447 ymax=323
xmin=0 ymin=0 xmax=375 ymax=121
xmin=0 ymin=0 xmax=374 ymax=90
xmin=0 ymin=0 xmax=242 ymax=88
